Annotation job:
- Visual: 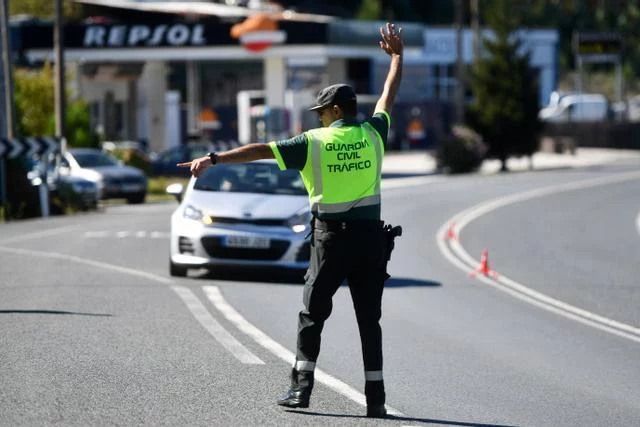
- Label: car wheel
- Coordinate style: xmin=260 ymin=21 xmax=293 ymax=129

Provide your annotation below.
xmin=126 ymin=193 xmax=146 ymax=204
xmin=170 ymin=260 xmax=188 ymax=277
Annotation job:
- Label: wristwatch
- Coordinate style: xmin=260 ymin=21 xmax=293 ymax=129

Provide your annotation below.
xmin=207 ymin=152 xmax=218 ymax=165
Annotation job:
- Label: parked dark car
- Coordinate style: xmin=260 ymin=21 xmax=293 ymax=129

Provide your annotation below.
xmin=51 ymin=173 xmax=100 ymax=212
xmin=60 ymin=148 xmax=148 ymax=204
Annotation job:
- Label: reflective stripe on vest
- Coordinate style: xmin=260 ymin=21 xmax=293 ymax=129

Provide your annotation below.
xmin=307 ymin=122 xmax=383 ymax=215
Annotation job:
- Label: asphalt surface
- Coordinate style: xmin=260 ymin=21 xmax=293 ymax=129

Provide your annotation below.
xmin=1 ymin=160 xmax=639 ymax=426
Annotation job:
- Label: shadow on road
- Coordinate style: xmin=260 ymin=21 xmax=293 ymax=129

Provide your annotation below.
xmin=191 ymin=267 xmax=306 ymax=285
xmin=382 ymin=172 xmax=437 ymax=179
xmin=285 ymin=409 xmax=517 ymax=426
xmin=191 ymin=269 xmax=442 ymax=289
xmin=385 ymin=277 xmax=441 ymax=288
xmin=0 ymin=309 xmax=112 ymax=316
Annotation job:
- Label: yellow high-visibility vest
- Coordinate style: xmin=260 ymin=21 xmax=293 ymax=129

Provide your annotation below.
xmin=294 ymin=120 xmax=385 ymax=216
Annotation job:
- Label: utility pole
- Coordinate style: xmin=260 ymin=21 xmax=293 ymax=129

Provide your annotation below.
xmin=54 ymin=0 xmax=65 ymax=148
xmin=42 ymin=0 xmax=66 ymax=218
xmin=0 ymin=0 xmax=15 ymax=211
xmin=470 ymin=0 xmax=480 ymax=63
xmin=455 ymin=0 xmax=465 ymax=124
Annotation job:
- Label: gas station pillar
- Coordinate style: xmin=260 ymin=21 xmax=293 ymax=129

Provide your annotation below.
xmin=142 ymin=61 xmax=167 ymax=153
xmin=264 ymin=56 xmax=286 ymax=107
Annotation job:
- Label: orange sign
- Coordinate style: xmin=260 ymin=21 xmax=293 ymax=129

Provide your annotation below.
xmin=199 ymin=108 xmax=221 ymax=130
xmin=230 ymin=13 xmax=287 ymax=52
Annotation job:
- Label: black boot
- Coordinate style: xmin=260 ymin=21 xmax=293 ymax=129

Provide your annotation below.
xmin=277 ymin=368 xmax=314 ymax=408
xmin=365 ymin=380 xmax=386 ymax=418
xmin=366 ymin=404 xmax=387 ymax=418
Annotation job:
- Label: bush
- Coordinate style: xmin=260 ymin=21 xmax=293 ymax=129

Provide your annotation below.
xmin=106 ymin=146 xmax=152 ymax=175
xmin=436 ymin=125 xmax=486 ymax=174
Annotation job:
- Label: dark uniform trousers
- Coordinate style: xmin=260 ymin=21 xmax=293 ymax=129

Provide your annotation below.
xmin=296 ymin=217 xmax=388 ymax=405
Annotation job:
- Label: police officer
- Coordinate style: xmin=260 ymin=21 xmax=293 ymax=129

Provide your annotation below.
xmin=178 ymin=22 xmax=403 ymax=419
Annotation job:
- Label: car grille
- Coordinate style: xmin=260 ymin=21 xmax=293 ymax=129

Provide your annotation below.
xmin=200 ymin=236 xmax=290 ymax=261
xmin=206 ymin=216 xmax=287 ymax=226
xmin=179 ymin=236 xmax=195 ymax=254
xmin=105 ymin=176 xmax=145 ymax=185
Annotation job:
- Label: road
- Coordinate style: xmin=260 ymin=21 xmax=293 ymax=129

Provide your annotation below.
xmin=1 ymin=161 xmax=639 ymax=426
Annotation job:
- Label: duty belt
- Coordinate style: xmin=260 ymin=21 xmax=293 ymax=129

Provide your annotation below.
xmin=313 ymin=218 xmax=383 ymax=232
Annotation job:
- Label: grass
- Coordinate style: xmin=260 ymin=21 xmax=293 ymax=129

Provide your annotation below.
xmin=99 ymin=176 xmax=189 ymax=206
xmin=148 ymin=176 xmax=190 ymax=195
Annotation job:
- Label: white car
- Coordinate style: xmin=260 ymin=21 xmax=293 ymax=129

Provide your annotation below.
xmin=538 ymin=93 xmax=609 ymax=122
xmin=167 ymin=160 xmax=311 ymax=277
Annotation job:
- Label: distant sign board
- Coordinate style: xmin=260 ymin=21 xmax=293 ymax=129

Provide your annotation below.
xmin=574 ymin=32 xmax=622 ymax=61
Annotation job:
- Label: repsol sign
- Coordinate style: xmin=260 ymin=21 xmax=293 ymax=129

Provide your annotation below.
xmin=83 ymin=24 xmax=207 ymax=48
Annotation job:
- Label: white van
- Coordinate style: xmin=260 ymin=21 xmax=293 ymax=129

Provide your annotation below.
xmin=539 ymin=93 xmax=609 ymax=122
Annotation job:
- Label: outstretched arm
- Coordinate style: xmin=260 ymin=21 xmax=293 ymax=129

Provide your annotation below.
xmin=177 ymin=143 xmax=274 ymax=178
xmin=375 ymin=22 xmax=404 ymax=116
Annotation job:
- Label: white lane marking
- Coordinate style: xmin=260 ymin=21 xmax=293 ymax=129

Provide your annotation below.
xmin=203 ymin=286 xmax=405 ymax=417
xmin=0 ymin=246 xmax=174 ymax=285
xmin=83 ymin=231 xmax=169 ymax=239
xmin=0 ymin=243 xmax=408 ymax=413
xmin=0 ymin=246 xmax=265 ymax=363
xmin=171 ymin=286 xmax=264 ymax=365
xmin=636 ymin=211 xmax=640 ymax=237
xmin=0 ymin=225 xmax=78 ymax=245
xmin=437 ymin=171 xmax=640 ymax=343
xmin=382 ymin=175 xmax=445 ymax=190
xmin=84 ymin=231 xmax=110 ymax=238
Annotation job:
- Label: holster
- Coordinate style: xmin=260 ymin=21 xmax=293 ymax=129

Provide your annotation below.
xmin=382 ymin=223 xmax=402 ymax=275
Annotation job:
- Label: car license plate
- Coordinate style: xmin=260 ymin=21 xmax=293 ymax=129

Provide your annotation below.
xmin=122 ymin=184 xmax=142 ymax=192
xmin=224 ymin=236 xmax=270 ymax=249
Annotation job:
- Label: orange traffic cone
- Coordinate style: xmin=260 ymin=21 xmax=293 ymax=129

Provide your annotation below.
xmin=446 ymin=222 xmax=457 ymax=241
xmin=469 ymin=248 xmax=498 ymax=278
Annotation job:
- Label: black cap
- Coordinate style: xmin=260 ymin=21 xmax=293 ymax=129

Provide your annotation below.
xmin=309 ymin=84 xmax=357 ymax=111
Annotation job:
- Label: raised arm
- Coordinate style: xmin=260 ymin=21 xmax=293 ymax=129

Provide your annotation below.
xmin=177 ymin=143 xmax=274 ymax=178
xmin=374 ymin=22 xmax=404 ymax=116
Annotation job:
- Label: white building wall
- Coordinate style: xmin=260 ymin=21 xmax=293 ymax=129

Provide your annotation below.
xmin=422 ymin=28 xmax=559 ymax=106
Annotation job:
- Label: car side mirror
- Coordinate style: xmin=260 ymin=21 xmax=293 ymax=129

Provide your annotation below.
xmin=166 ymin=183 xmax=184 ymax=203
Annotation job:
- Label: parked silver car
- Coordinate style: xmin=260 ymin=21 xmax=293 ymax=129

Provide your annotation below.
xmin=60 ymin=148 xmax=148 ymax=204
xmin=167 ymin=160 xmax=311 ymax=277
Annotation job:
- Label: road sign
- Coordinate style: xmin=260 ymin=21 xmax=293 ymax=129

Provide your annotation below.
xmin=0 ymin=136 xmax=59 ymax=159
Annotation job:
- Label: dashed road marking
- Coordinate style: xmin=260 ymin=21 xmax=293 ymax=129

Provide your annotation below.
xmin=83 ymin=231 xmax=170 ymax=239
xmin=437 ymin=171 xmax=640 ymax=344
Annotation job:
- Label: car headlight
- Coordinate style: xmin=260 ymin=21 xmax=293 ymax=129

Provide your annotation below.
xmin=183 ymin=204 xmax=204 ymax=222
xmin=287 ymin=207 xmax=312 ymax=233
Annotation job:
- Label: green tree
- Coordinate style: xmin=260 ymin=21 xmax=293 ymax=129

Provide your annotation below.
xmin=14 ymin=63 xmax=55 ymax=137
xmin=14 ymin=63 xmax=99 ymax=147
xmin=356 ymin=0 xmax=382 ymax=20
xmin=10 ymin=0 xmax=83 ymax=20
xmin=467 ymin=0 xmax=542 ymax=172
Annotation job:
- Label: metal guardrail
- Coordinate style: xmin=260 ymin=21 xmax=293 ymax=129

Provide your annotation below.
xmin=541 ymin=122 xmax=640 ymax=150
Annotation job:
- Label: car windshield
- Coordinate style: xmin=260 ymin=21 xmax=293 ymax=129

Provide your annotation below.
xmin=72 ymin=152 xmax=119 ymax=167
xmin=194 ymin=163 xmax=306 ymax=196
